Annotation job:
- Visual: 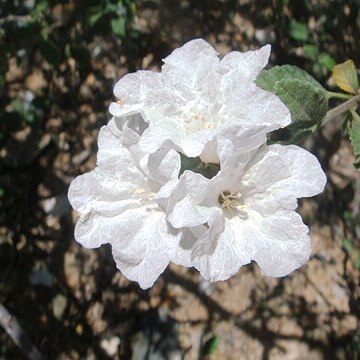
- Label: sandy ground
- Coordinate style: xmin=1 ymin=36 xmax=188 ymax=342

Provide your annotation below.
xmin=0 ymin=1 xmax=359 ymax=359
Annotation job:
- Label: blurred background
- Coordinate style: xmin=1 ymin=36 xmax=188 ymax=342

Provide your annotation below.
xmin=0 ymin=0 xmax=359 ymax=359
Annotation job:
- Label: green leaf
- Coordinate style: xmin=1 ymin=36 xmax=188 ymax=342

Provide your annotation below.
xmin=349 ymin=112 xmax=360 ymax=169
xmin=202 ymin=336 xmax=220 ymax=356
xmin=276 ymin=80 xmax=327 ymax=128
xmin=256 ymin=65 xmax=328 ymax=128
xmin=303 ymin=44 xmax=318 ymax=62
xmin=289 ymin=19 xmax=309 ymax=42
xmin=343 ymin=238 xmax=354 ymax=254
xmin=11 ymin=98 xmax=24 ymax=114
xmin=257 ymin=65 xmax=326 ymax=93
xmin=87 ymin=6 xmax=104 ymax=26
xmin=129 ymin=1 xmax=137 ymax=17
xmin=31 ymin=0 xmax=49 ymax=20
xmin=283 ymin=129 xmax=314 ymax=145
xmin=318 ymin=53 xmax=336 ymax=71
xmin=332 ymin=60 xmax=359 ymax=94
xmin=180 ymin=154 xmax=220 ymax=179
xmin=111 ymin=17 xmax=127 ymax=38
xmin=106 ymin=3 xmax=119 ymax=13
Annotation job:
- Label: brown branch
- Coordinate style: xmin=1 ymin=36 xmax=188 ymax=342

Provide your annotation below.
xmin=323 ymin=94 xmax=360 ymax=124
xmin=0 ymin=302 xmax=46 ymax=360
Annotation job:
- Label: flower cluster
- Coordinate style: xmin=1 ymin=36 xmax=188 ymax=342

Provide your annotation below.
xmin=68 ymin=39 xmax=326 ymax=289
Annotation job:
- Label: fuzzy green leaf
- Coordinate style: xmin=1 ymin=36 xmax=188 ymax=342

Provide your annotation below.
xmin=275 ymin=79 xmax=328 ymax=128
xmin=257 ymin=66 xmax=328 ymax=129
xmin=257 ymin=65 xmax=326 ymax=93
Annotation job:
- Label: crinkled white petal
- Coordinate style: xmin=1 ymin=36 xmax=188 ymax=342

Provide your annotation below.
xmin=155 ymin=178 xmax=179 ymax=211
xmin=146 ymin=148 xmax=181 ymax=185
xmin=170 ymin=227 xmax=200 ymax=267
xmin=96 ymin=125 xmax=144 ymax=182
xmin=192 ymin=224 xmax=247 ymax=282
xmin=68 ymin=170 xmax=146 ymax=215
xmin=138 ymin=121 xmax=182 ymax=156
xmin=216 ymin=125 xmax=268 ymax=172
xmin=109 ymin=71 xmax=162 ymax=118
xmin=243 ymin=144 xmax=326 ymax=213
xmin=163 ymin=38 xmax=219 ymax=73
xmin=111 ymin=209 xmax=179 ymax=289
xmin=110 ymin=39 xmax=289 ymax=159
xmin=73 ymin=201 xmax=139 ymax=249
xmin=191 ymin=208 xmax=224 ymax=259
xmin=162 ymin=140 xmax=325 ymax=282
xmin=222 ymin=81 xmax=291 ymax=130
xmin=221 ymin=44 xmax=271 ymax=81
xmin=68 ymin=167 xmax=154 ymax=249
xmin=120 ymin=114 xmax=149 ymax=147
xmin=166 ymin=171 xmax=212 ymax=215
xmin=168 ymin=196 xmax=211 ymax=228
xmin=224 ymin=217 xmax=257 ymax=263
xmin=68 ymin=119 xmax=182 ymax=288
xmin=250 ymin=209 xmax=311 ymax=277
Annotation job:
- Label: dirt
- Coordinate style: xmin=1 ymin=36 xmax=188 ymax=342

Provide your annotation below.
xmin=0 ymin=1 xmax=359 ymax=359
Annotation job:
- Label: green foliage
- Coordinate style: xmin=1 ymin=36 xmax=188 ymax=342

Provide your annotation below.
xmin=180 ymin=154 xmax=220 ymax=179
xmin=8 ymin=97 xmax=48 ymax=125
xmin=111 ymin=17 xmax=127 ymax=38
xmin=302 ymin=44 xmax=318 ymax=62
xmin=202 ymin=336 xmax=220 ymax=357
xmin=0 ymin=0 xmax=138 ymax=74
xmin=289 ymin=19 xmax=309 ymax=42
xmin=343 ymin=238 xmax=360 ymax=270
xmin=318 ymin=53 xmax=336 ymax=71
xmin=349 ymin=112 xmax=360 ymax=169
xmin=272 ymin=0 xmax=359 ymax=79
xmin=0 ymin=0 xmax=139 ymax=142
xmin=256 ymin=65 xmax=328 ymax=129
xmin=257 ymin=65 xmax=326 ymax=92
xmin=302 ymin=45 xmax=336 ymax=78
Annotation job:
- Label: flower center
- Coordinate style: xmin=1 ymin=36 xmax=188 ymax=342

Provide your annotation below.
xmin=183 ymin=112 xmax=215 ymax=134
xmin=218 ymin=191 xmax=248 ymax=218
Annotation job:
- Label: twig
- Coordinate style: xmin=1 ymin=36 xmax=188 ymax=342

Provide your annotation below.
xmin=0 ymin=14 xmax=31 ymax=24
xmin=0 ymin=302 xmax=46 ymax=360
xmin=323 ymin=94 xmax=360 ymax=125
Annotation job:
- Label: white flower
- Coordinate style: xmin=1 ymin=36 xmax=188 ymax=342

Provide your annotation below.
xmin=68 ymin=118 xmax=182 ymax=289
xmin=165 ymin=144 xmax=326 ymax=281
xmin=68 ymin=39 xmax=327 ymax=289
xmin=109 ymin=39 xmax=291 ymax=163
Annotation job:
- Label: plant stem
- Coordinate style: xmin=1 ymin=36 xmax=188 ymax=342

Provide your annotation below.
xmin=0 ymin=302 xmax=46 ymax=360
xmin=350 ymin=109 xmax=360 ymax=122
xmin=327 ymin=91 xmax=353 ymax=100
xmin=323 ymin=94 xmax=360 ymax=125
